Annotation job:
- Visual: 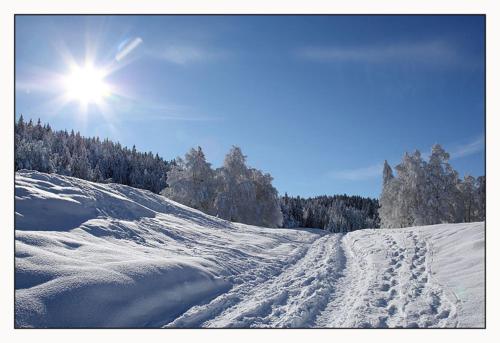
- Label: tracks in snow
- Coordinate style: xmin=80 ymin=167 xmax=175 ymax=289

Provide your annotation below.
xmin=167 ymin=229 xmax=460 ymax=328
xmin=167 ymin=234 xmax=345 ymax=328
xmin=328 ymin=229 xmax=459 ymax=328
xmin=399 ymin=231 xmax=458 ymax=328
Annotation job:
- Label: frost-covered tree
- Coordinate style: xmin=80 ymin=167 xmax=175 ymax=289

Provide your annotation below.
xmin=14 ymin=117 xmax=174 ymax=193
xmin=281 ymin=194 xmax=379 ymax=232
xmin=214 ymin=146 xmax=255 ymax=224
xmin=16 ymin=140 xmax=54 ymax=173
xmin=457 ymin=175 xmax=486 ymax=223
xmin=382 ymin=160 xmax=393 ymax=185
xmin=162 ymin=147 xmax=216 ymax=214
xmin=212 ymin=146 xmax=282 ymax=227
xmin=424 ymin=144 xmax=460 ymax=224
xmin=476 ymin=176 xmax=486 ymax=221
xmin=250 ymin=168 xmax=283 ymax=228
xmin=160 ymin=145 xmax=282 ymax=228
xmin=379 ymin=160 xmax=400 ymax=228
xmin=457 ymin=175 xmax=477 ymax=223
xmin=325 ymin=202 xmax=347 ymax=233
xmin=379 ymin=152 xmax=427 ymax=228
xmin=396 ymin=151 xmax=428 ymax=226
xmin=280 ymin=193 xmax=304 ymax=228
xmin=70 ymin=134 xmax=92 ymax=180
xmin=379 ymin=144 xmax=485 ymax=228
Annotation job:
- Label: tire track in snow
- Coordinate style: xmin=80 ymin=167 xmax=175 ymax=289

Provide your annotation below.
xmin=314 ymin=235 xmax=365 ymax=327
xmin=164 ymin=235 xmax=315 ymax=328
xmin=315 ymin=232 xmax=406 ymax=328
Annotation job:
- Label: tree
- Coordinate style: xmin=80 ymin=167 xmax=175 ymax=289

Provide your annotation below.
xmin=382 ymin=160 xmax=393 ymax=186
xmin=379 ymin=144 xmax=484 ymax=228
xmin=214 ymin=146 xmax=256 ymax=224
xmin=281 ymin=193 xmax=379 ymax=232
xmin=398 ymin=151 xmax=428 ymax=226
xmin=379 ymin=160 xmax=399 ymax=228
xmin=380 ymin=151 xmax=427 ymax=228
xmin=457 ymin=175 xmax=476 ymax=222
xmin=70 ymin=135 xmax=91 ymax=179
xmin=476 ymin=176 xmax=486 ymax=221
xmin=457 ymin=175 xmax=486 ymax=222
xmin=162 ymin=147 xmax=216 ymax=214
xmin=249 ymin=168 xmax=283 ymax=228
xmin=424 ymin=144 xmax=460 ymax=224
xmin=211 ymin=146 xmax=282 ymax=227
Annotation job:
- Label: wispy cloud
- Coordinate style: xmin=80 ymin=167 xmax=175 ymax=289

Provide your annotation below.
xmin=125 ymin=114 xmax=222 ymax=122
xmin=328 ymin=163 xmax=383 ymax=181
xmin=297 ymin=40 xmax=461 ymax=66
xmin=152 ymin=45 xmax=225 ymax=65
xmin=450 ymin=135 xmax=485 ymax=159
xmin=116 ymin=99 xmax=222 ymax=122
xmin=328 ymin=135 xmax=484 ymax=181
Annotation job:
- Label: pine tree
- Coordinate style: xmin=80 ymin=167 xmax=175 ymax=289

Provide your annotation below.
xmin=14 ymin=118 xmax=174 ymax=193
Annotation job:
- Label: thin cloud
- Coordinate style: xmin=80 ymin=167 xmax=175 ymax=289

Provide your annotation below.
xmin=329 ymin=163 xmax=383 ymax=181
xmin=117 ymin=100 xmax=222 ymax=122
xmin=329 ymin=135 xmax=484 ymax=181
xmin=450 ymin=135 xmax=485 ymax=159
xmin=125 ymin=114 xmax=222 ymax=122
xmin=153 ymin=45 xmax=225 ymax=65
xmin=297 ymin=40 xmax=461 ymax=66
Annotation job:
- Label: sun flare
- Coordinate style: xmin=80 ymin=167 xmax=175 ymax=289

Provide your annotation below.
xmin=63 ymin=63 xmax=110 ymax=106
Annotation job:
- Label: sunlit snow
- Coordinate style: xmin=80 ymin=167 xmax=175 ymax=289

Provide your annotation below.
xmin=15 ymin=171 xmax=484 ymax=328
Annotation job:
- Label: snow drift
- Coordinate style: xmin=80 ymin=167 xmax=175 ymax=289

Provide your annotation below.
xmin=15 ymin=171 xmax=319 ymax=327
xmin=15 ymin=171 xmax=484 ymax=328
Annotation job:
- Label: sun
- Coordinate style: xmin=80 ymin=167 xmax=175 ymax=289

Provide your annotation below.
xmin=63 ymin=63 xmax=111 ymax=106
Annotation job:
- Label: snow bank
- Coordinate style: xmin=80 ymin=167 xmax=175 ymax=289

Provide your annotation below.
xmin=418 ymin=223 xmax=485 ymax=327
xmin=15 ymin=171 xmax=320 ymax=328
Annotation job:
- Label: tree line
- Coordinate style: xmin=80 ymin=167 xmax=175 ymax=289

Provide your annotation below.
xmin=15 ymin=115 xmax=174 ymax=193
xmin=379 ymin=144 xmax=485 ymax=228
xmin=280 ymin=194 xmax=380 ymax=232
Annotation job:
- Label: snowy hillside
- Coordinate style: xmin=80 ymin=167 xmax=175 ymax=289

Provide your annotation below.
xmin=15 ymin=171 xmax=485 ymax=328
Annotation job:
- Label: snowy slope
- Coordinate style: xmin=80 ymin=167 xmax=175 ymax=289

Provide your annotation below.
xmin=15 ymin=171 xmax=485 ymax=328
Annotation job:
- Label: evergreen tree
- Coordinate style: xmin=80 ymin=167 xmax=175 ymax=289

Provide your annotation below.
xmin=14 ymin=117 xmax=174 ymax=194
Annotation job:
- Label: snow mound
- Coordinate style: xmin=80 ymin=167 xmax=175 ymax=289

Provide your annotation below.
xmin=15 ymin=171 xmax=321 ymax=328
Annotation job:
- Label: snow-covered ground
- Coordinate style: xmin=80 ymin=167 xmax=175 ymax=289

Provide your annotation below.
xmin=15 ymin=171 xmax=485 ymax=328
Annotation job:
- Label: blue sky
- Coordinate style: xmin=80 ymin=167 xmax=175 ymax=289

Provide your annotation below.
xmin=15 ymin=15 xmax=485 ymax=198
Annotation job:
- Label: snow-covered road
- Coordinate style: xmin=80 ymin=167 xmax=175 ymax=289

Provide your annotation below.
xmin=15 ymin=171 xmax=484 ymax=328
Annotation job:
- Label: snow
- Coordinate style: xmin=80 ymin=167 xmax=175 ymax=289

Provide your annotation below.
xmin=317 ymin=224 xmax=485 ymax=328
xmin=15 ymin=171 xmax=485 ymax=328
